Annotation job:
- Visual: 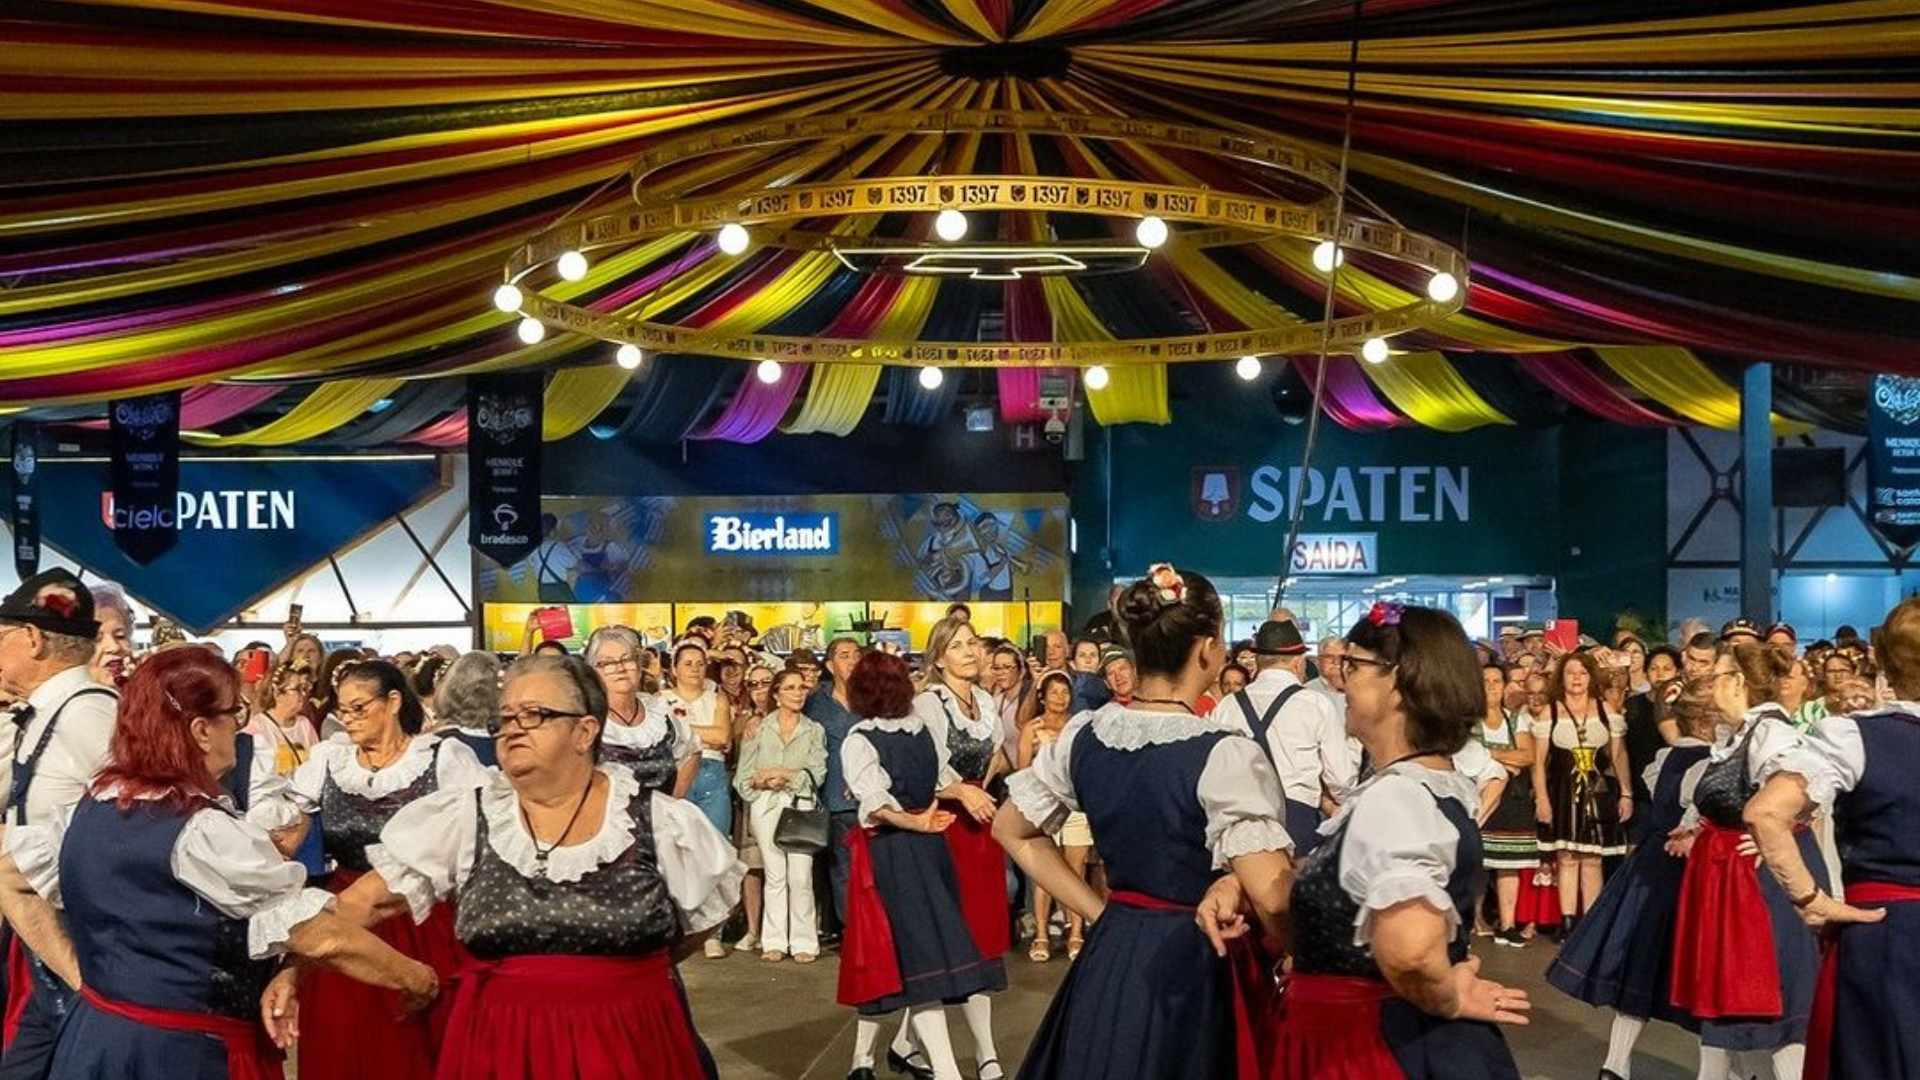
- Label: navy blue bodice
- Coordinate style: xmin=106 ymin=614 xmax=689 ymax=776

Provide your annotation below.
xmin=1693 ymin=733 xmax=1758 ymax=829
xmin=1836 ymin=711 xmax=1920 ymax=888
xmin=62 ymin=797 xmax=273 ymax=1018
xmin=1290 ymin=784 xmax=1483 ymax=979
xmin=1069 ymin=726 xmax=1232 ymax=905
xmin=320 ymin=741 xmax=444 ymax=873
xmin=446 ymin=728 xmax=498 ymax=769
xmin=602 ymin=731 xmax=679 ymax=795
xmin=860 ymin=725 xmax=940 ymax=814
xmin=1647 ymin=744 xmax=1712 ymax=837
xmin=927 ymin=691 xmax=996 ymax=782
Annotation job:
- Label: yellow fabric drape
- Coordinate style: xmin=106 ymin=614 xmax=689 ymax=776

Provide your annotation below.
xmin=1042 ymin=279 xmax=1169 ymax=425
xmin=543 ymin=365 xmax=631 ymax=441
xmin=185 ymin=378 xmax=402 ymax=447
xmin=784 ymin=277 xmax=938 ymax=435
xmin=1592 ymin=347 xmax=1809 ymax=433
xmin=1357 ymin=351 xmax=1513 ymax=431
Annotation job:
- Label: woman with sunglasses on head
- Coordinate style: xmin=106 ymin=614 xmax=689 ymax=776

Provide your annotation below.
xmin=1015 ymin=670 xmax=1088 ymax=964
xmin=246 ymin=660 xmax=320 ymax=779
xmin=282 ymin=654 xmax=743 ymax=1080
xmin=586 ymin=627 xmax=697 ymax=799
xmin=285 ymin=660 xmax=490 ymax=1080
xmin=1668 ymin=642 xmax=1824 ymax=1080
xmin=1214 ymin=601 xmax=1528 ymax=1080
xmin=1008 ymin=566 xmax=1293 ymax=1080
xmin=0 ymin=647 xmax=437 ymax=1080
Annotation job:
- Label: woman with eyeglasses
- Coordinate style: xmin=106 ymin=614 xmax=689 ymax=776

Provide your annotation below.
xmin=0 ymin=647 xmax=436 ymax=1080
xmin=1668 ymin=642 xmax=1824 ymax=1080
xmin=246 ymin=659 xmax=320 ymax=777
xmin=662 ymin=642 xmax=734 ymax=957
xmin=1009 ymin=567 xmax=1291 ymax=1080
xmin=735 ymin=670 xmax=827 ymax=964
xmin=277 ymin=653 xmax=743 ymax=1080
xmin=1205 ymin=601 xmax=1527 ymax=1080
xmin=586 ymin=627 xmax=697 ymax=799
xmin=729 ymin=663 xmax=779 ymax=954
xmin=285 ymin=659 xmax=489 ymax=1080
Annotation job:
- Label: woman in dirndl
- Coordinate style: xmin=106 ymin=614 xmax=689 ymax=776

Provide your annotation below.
xmin=890 ymin=616 xmax=1012 ymax=1079
xmin=0 ymin=647 xmax=436 ymax=1080
xmin=285 ymin=661 xmax=489 ymax=1080
xmin=289 ymin=653 xmax=744 ymax=1080
xmin=1745 ymin=596 xmax=1920 ymax=1080
xmin=1669 ymin=642 xmax=1825 ymax=1080
xmin=1011 ymin=566 xmax=1294 ymax=1080
xmin=1474 ymin=663 xmax=1538 ymax=948
xmin=1221 ymin=601 xmax=1528 ymax=1080
xmin=1531 ymin=651 xmax=1632 ymax=938
xmin=1548 ymin=674 xmax=1715 ymax=1080
xmin=586 ymin=627 xmax=697 ymax=797
xmin=837 ymin=651 xmax=1004 ymax=1080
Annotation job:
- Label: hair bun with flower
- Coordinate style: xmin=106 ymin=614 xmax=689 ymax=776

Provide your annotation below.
xmin=1147 ymin=563 xmax=1186 ymax=608
xmin=1368 ymin=601 xmax=1404 ymax=627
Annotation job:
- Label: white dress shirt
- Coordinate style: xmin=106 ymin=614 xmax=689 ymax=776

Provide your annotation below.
xmin=3 ymin=666 xmax=118 ymax=827
xmin=1208 ymin=667 xmax=1357 ymax=807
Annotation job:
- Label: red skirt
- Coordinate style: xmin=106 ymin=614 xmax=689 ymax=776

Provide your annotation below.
xmin=940 ymin=788 xmax=1011 ymax=959
xmin=3 ymin=937 xmax=30 ymax=1047
xmin=1805 ymin=881 xmax=1920 ymax=1080
xmin=1268 ymin=974 xmax=1406 ymax=1080
xmin=300 ymin=872 xmax=467 ymax=1080
xmin=1670 ymin=822 xmax=1782 ymax=1018
xmin=436 ymin=953 xmax=706 ymax=1080
xmin=82 ymin=987 xmax=283 ymax=1080
xmin=1512 ymin=866 xmax=1562 ymax=928
xmin=837 ymin=825 xmax=903 ymax=1007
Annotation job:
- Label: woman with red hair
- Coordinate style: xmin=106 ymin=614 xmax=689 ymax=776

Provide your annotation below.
xmin=0 ymin=646 xmax=435 ymax=1080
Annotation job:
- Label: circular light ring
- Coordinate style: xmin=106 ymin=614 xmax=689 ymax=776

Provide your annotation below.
xmin=506 ymin=177 xmax=1464 ymax=368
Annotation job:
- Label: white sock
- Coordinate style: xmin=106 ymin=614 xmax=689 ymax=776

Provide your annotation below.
xmin=961 ymin=994 xmax=1000 ymax=1074
xmin=1698 ymin=1047 xmax=1734 ymax=1080
xmin=908 ymin=1009 xmax=963 ymax=1080
xmin=852 ymin=1019 xmax=881 ymax=1071
xmin=1604 ymin=1015 xmax=1645 ymax=1077
xmin=890 ymin=1009 xmax=917 ymax=1058
xmin=1771 ymin=1043 xmax=1804 ymax=1080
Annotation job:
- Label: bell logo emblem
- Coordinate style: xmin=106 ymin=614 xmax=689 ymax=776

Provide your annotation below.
xmin=1192 ymin=467 xmax=1240 ymax=520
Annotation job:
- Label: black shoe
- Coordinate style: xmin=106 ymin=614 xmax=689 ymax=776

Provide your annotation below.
xmin=1494 ymin=927 xmax=1526 ymax=948
xmin=979 ymin=1059 xmax=1003 ymax=1080
xmin=1598 ymin=1070 xmax=1626 ymax=1080
xmin=849 ymin=1070 xmax=877 ymax=1080
xmin=888 ymin=1050 xmax=934 ymax=1080
xmin=819 ymin=930 xmax=843 ymax=949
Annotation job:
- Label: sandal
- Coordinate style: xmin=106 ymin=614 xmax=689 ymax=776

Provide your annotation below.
xmin=1066 ymin=933 xmax=1083 ymax=960
xmin=761 ymin=949 xmax=786 ymax=963
xmin=792 ymin=953 xmax=817 ymax=965
xmin=1028 ymin=939 xmax=1051 ymax=963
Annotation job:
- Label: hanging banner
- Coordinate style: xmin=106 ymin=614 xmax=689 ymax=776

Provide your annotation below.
xmin=10 ymin=424 xmax=39 ymax=579
xmin=109 ymin=391 xmax=183 ymax=564
xmin=1867 ymin=374 xmax=1920 ymax=549
xmin=467 ymin=372 xmax=544 ymax=568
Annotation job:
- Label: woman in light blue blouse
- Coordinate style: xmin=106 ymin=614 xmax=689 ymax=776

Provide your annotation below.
xmin=737 ymin=670 xmax=828 ymax=962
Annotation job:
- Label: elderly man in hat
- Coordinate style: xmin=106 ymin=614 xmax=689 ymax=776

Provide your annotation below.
xmin=0 ymin=569 xmax=119 ymax=1077
xmin=1207 ymin=619 xmax=1355 ymax=856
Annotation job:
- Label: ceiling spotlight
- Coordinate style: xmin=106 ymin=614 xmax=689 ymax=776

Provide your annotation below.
xmin=491 ymin=283 xmax=523 ymax=312
xmin=1312 ymin=240 xmax=1346 ymax=273
xmin=1134 ymin=215 xmax=1169 ymax=249
xmin=717 ymin=222 xmax=751 ymax=256
xmin=556 ymin=249 xmax=589 ymax=282
xmin=934 ymin=209 xmax=968 ymax=243
xmin=1427 ymin=271 xmax=1460 ymax=303
xmin=918 ymin=365 xmax=945 ymax=390
xmin=515 ymin=317 xmax=546 ymax=345
xmin=615 ymin=344 xmax=644 ymax=370
xmin=1361 ymin=337 xmax=1390 ymax=364
xmin=1084 ymin=365 xmax=1111 ymax=390
xmin=755 ymin=358 xmax=782 ymax=384
xmin=1235 ymin=355 xmax=1262 ymax=381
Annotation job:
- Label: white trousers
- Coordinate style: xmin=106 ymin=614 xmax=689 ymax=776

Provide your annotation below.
xmin=749 ymin=796 xmax=819 ymax=955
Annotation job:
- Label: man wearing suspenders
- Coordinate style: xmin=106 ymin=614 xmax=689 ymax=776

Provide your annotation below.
xmin=0 ymin=570 xmax=118 ymax=1079
xmin=1207 ymin=619 xmax=1355 ymax=857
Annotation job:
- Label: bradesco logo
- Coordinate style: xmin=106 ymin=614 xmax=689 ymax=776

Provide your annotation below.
xmin=100 ymin=489 xmax=296 ymax=531
xmin=704 ymin=513 xmax=838 ymax=555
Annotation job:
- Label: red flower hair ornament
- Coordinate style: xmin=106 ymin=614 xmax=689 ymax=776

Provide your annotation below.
xmin=1147 ymin=563 xmax=1186 ymax=607
xmin=1368 ymin=601 xmax=1404 ymax=627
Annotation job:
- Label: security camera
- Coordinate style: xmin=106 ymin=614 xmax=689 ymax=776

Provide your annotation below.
xmin=1043 ymin=415 xmax=1066 ymax=443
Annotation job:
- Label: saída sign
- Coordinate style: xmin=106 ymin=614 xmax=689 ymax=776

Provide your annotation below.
xmin=29 ymin=457 xmax=447 ymax=633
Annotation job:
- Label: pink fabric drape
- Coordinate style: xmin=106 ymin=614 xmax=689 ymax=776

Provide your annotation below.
xmin=999 ymin=279 xmax=1073 ymax=423
xmin=1290 ymin=357 xmax=1405 ymax=430
xmin=1517 ymin=352 xmax=1676 ymax=427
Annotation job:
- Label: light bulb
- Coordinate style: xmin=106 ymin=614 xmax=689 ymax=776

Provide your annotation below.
xmin=1312 ymin=240 xmax=1346 ymax=273
xmin=1235 ymin=355 xmax=1262 ymax=381
xmin=615 ymin=344 xmax=643 ymax=370
xmin=717 ymin=222 xmax=751 ymax=256
xmin=1134 ymin=216 xmax=1168 ymax=249
xmin=755 ymin=359 xmax=782 ymax=384
xmin=934 ymin=209 xmax=968 ymax=242
xmin=918 ymin=365 xmax=944 ymax=390
xmin=491 ymin=283 xmax=523 ymax=312
xmin=1427 ymin=271 xmax=1460 ymax=303
xmin=516 ymin=317 xmax=546 ymax=345
xmin=1361 ymin=337 xmax=1390 ymax=364
xmin=1084 ymin=365 xmax=1111 ymax=390
xmin=556 ymin=250 xmax=588 ymax=282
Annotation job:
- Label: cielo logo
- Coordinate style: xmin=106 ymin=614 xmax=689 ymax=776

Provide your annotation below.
xmin=705 ymin=513 xmax=838 ymax=555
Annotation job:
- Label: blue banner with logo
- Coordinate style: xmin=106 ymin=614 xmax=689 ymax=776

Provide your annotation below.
xmin=31 ymin=456 xmax=447 ymax=633
xmin=110 ymin=391 xmax=182 ymax=565
xmin=467 ymin=372 xmax=544 ymax=568
xmin=10 ymin=425 xmax=39 ymax=579
xmin=1868 ymin=374 xmax=1920 ymax=550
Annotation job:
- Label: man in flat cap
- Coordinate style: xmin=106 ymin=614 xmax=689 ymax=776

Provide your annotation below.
xmin=1207 ymin=619 xmax=1355 ymax=856
xmin=0 ymin=568 xmax=119 ymax=1078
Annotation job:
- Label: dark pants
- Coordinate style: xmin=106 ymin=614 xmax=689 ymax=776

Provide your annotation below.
xmin=820 ymin=810 xmax=859 ymax=934
xmin=1 ymin=953 xmax=75 ymax=1080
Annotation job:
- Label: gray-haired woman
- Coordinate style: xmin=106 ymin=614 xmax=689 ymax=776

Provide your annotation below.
xmin=87 ymin=583 xmax=136 ymax=687
xmin=436 ymin=651 xmax=502 ymax=768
